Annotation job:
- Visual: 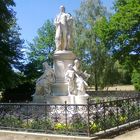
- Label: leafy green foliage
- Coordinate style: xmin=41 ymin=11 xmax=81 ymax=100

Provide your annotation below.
xmin=28 ymin=20 xmax=55 ymax=66
xmin=131 ymin=67 xmax=140 ymax=91
xmin=25 ymin=20 xmax=55 ymax=82
xmin=54 ymin=123 xmax=66 ymax=131
xmin=74 ymin=0 xmax=119 ymax=90
xmin=108 ymin=0 xmax=140 ymax=67
xmin=75 ymin=0 xmax=139 ymax=88
xmin=103 ymin=0 xmax=140 ymax=89
xmin=23 ymin=60 xmax=43 ymax=83
xmin=0 ymin=0 xmax=15 ymax=33
xmin=0 ymin=0 xmax=24 ymax=90
xmin=29 ymin=119 xmax=52 ymax=130
xmin=0 ymin=116 xmax=23 ymax=128
xmin=1 ymin=82 xmax=35 ymax=102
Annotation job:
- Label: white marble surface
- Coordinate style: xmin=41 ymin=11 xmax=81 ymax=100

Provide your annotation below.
xmin=33 ymin=6 xmax=90 ymax=104
xmin=54 ymin=6 xmax=73 ymax=51
xmin=53 ymin=51 xmax=76 ymax=82
xmin=52 ymin=50 xmax=76 ymax=96
xmin=33 ymin=95 xmax=89 ymax=104
xmin=34 ymin=62 xmax=55 ymax=96
xmin=65 ymin=59 xmax=90 ymax=96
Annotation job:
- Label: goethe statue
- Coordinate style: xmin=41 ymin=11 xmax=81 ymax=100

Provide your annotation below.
xmin=34 ymin=6 xmax=90 ymax=104
xmin=54 ymin=5 xmax=73 ymax=51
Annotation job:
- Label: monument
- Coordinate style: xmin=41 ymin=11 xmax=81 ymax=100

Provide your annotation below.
xmin=33 ymin=6 xmax=90 ymax=104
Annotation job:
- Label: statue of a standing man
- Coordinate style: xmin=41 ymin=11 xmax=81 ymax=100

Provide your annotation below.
xmin=54 ymin=5 xmax=73 ymax=51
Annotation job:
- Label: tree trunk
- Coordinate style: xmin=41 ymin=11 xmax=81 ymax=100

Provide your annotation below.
xmin=94 ymin=70 xmax=98 ymax=91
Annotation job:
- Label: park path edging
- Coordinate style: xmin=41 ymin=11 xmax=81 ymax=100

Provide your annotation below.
xmin=0 ymin=130 xmax=96 ymax=140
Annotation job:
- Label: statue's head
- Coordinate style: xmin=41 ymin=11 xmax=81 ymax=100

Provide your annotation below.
xmin=68 ymin=64 xmax=73 ymax=70
xmin=59 ymin=5 xmax=65 ymax=13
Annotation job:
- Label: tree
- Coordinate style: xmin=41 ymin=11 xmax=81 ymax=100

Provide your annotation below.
xmin=74 ymin=0 xmax=115 ymax=90
xmin=0 ymin=0 xmax=14 ymax=33
xmin=131 ymin=66 xmax=140 ymax=91
xmin=25 ymin=20 xmax=55 ymax=82
xmin=108 ymin=0 xmax=140 ymax=68
xmin=0 ymin=0 xmax=24 ymax=90
xmin=105 ymin=0 xmax=140 ymax=90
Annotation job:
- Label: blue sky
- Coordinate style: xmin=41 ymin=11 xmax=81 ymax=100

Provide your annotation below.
xmin=14 ymin=0 xmax=114 ymax=45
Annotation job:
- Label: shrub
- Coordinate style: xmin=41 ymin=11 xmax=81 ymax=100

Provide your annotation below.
xmin=29 ymin=119 xmax=52 ymax=130
xmin=119 ymin=115 xmax=127 ymax=124
xmin=70 ymin=114 xmax=88 ymax=132
xmin=54 ymin=123 xmax=66 ymax=131
xmin=1 ymin=82 xmax=35 ymax=102
xmin=90 ymin=122 xmax=101 ymax=133
xmin=0 ymin=116 xmax=23 ymax=128
xmin=131 ymin=69 xmax=140 ymax=91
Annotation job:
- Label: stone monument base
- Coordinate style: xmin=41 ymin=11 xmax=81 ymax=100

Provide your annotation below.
xmin=33 ymin=95 xmax=89 ymax=104
xmin=51 ymin=83 xmax=68 ymax=96
xmin=52 ymin=50 xmax=76 ymax=96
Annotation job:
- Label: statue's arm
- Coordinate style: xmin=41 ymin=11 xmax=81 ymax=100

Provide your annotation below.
xmin=36 ymin=71 xmax=48 ymax=83
xmin=54 ymin=16 xmax=60 ymax=27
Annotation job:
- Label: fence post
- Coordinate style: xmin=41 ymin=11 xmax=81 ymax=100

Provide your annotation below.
xmin=127 ymin=98 xmax=130 ymax=122
xmin=26 ymin=100 xmax=29 ymax=129
xmin=64 ymin=101 xmax=68 ymax=133
xmin=8 ymin=100 xmax=12 ymax=130
xmin=116 ymin=98 xmax=119 ymax=128
xmin=45 ymin=101 xmax=47 ymax=133
xmin=103 ymin=100 xmax=106 ymax=131
xmin=87 ymin=98 xmax=90 ymax=137
xmin=138 ymin=96 xmax=140 ymax=122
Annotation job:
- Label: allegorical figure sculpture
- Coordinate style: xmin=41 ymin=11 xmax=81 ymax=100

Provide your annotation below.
xmin=65 ymin=59 xmax=90 ymax=96
xmin=73 ymin=59 xmax=90 ymax=95
xmin=65 ymin=64 xmax=75 ymax=95
xmin=54 ymin=5 xmax=73 ymax=51
xmin=35 ymin=62 xmax=55 ymax=96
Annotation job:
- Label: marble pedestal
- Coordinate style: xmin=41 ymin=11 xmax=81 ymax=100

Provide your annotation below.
xmin=52 ymin=50 xmax=76 ymax=96
xmin=33 ymin=94 xmax=89 ymax=104
xmin=33 ymin=50 xmax=89 ymax=104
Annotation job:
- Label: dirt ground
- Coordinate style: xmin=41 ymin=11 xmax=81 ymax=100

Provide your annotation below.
xmin=103 ymin=85 xmax=135 ymax=91
xmin=88 ymin=85 xmax=135 ymax=91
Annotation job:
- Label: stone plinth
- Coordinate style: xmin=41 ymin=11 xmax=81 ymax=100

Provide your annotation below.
xmin=32 ymin=94 xmax=47 ymax=103
xmin=47 ymin=96 xmax=75 ymax=104
xmin=33 ymin=94 xmax=89 ymax=104
xmin=47 ymin=95 xmax=89 ymax=104
xmin=51 ymin=83 xmax=68 ymax=96
xmin=52 ymin=50 xmax=76 ymax=96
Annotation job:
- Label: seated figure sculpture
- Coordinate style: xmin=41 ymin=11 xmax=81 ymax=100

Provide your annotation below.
xmin=35 ymin=62 xmax=55 ymax=96
xmin=65 ymin=59 xmax=90 ymax=96
xmin=73 ymin=59 xmax=90 ymax=95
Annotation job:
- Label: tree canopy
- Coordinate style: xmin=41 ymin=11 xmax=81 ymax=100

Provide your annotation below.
xmin=106 ymin=0 xmax=140 ymax=90
xmin=0 ymin=0 xmax=24 ymax=90
xmin=108 ymin=0 xmax=140 ymax=67
xmin=73 ymin=0 xmax=120 ymax=90
xmin=24 ymin=20 xmax=55 ymax=82
xmin=2 ymin=0 xmax=138 ymax=93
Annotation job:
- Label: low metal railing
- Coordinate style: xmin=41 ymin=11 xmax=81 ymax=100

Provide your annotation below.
xmin=0 ymin=96 xmax=139 ymax=136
